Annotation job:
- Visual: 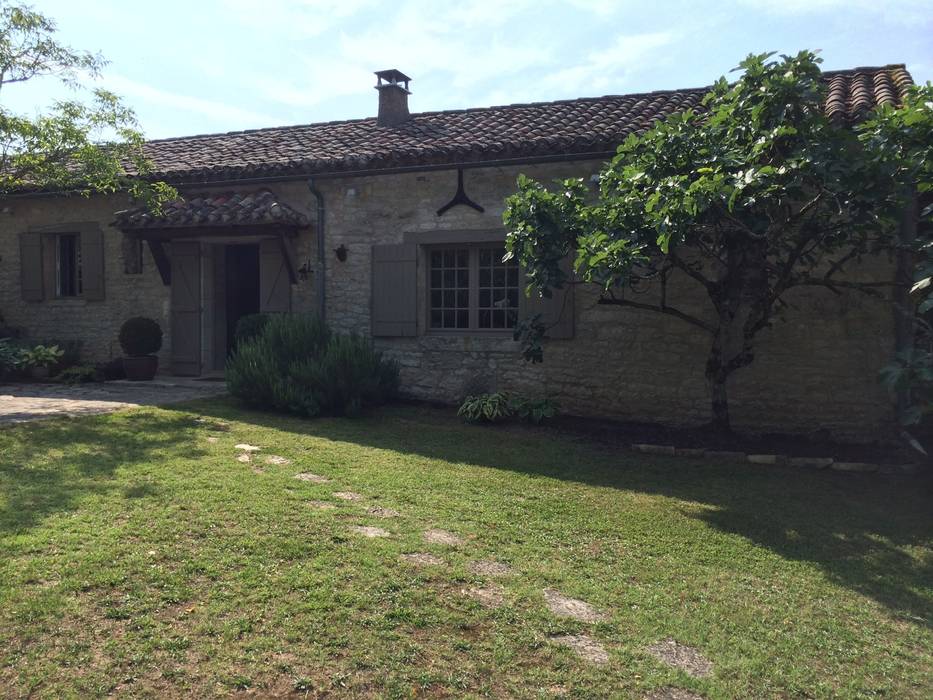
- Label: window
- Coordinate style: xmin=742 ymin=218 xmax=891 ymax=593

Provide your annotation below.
xmin=428 ymin=245 xmax=519 ymax=331
xmin=56 ymin=233 xmax=82 ymax=297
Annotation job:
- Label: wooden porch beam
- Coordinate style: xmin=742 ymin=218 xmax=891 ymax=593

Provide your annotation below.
xmin=146 ymin=239 xmax=171 ymax=285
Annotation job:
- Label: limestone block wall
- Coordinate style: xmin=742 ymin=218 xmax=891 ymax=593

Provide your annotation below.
xmin=0 ymin=163 xmax=897 ymax=438
xmin=317 ymin=162 xmax=896 ymax=439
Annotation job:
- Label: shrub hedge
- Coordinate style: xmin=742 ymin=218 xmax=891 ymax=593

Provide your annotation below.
xmin=226 ymin=314 xmax=399 ymax=417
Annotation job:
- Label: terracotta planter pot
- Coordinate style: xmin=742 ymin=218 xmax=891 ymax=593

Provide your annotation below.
xmin=122 ymin=355 xmax=158 ymax=381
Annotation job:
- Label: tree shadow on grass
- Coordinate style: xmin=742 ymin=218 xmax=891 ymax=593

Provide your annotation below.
xmin=0 ymin=411 xmax=204 ymax=536
xmin=194 ymin=398 xmax=933 ymax=628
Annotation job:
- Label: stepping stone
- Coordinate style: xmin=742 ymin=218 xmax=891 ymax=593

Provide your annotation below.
xmin=643 ymin=688 xmax=705 ymax=700
xmin=462 ymin=585 xmax=505 ymax=608
xmin=551 ymin=634 xmax=609 ymax=665
xmin=235 ymin=453 xmax=251 ymax=464
xmin=645 ymin=639 xmax=712 ymax=678
xmin=265 ymin=455 xmax=290 ymax=465
xmin=469 ymin=560 xmax=513 ymax=577
xmin=423 ymin=529 xmax=464 ymax=546
xmin=294 ymin=472 xmax=331 ymax=483
xmin=349 ymin=525 xmax=390 ymax=538
xmin=333 ymin=491 xmax=363 ymax=501
xmin=400 ymin=552 xmax=444 ymax=566
xmin=542 ymin=589 xmax=607 ymax=622
xmin=307 ymin=500 xmax=336 ymax=510
xmin=234 ymin=443 xmax=261 ymax=452
xmin=367 ymin=506 xmax=400 ymax=518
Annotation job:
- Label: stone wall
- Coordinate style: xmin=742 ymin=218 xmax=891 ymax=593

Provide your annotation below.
xmin=0 ymin=162 xmax=897 ymax=438
xmin=318 ymin=163 xmax=896 ymax=439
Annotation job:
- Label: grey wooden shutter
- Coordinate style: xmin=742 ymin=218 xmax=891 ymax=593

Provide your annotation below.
xmin=259 ymin=238 xmax=292 ymax=313
xmin=19 ymin=232 xmax=44 ymax=302
xmin=170 ymin=241 xmax=202 ymax=376
xmin=81 ymin=227 xmax=105 ymax=301
xmin=519 ymin=257 xmax=575 ymax=339
xmin=372 ymin=243 xmax=417 ymax=337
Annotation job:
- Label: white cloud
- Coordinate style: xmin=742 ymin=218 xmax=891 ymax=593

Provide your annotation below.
xmin=737 ymin=0 xmax=931 ymax=25
xmin=539 ymin=32 xmax=676 ymax=95
xmin=104 ymin=74 xmax=282 ymax=135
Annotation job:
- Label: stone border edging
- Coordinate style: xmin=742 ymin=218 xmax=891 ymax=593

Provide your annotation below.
xmin=630 ymin=443 xmax=920 ymax=475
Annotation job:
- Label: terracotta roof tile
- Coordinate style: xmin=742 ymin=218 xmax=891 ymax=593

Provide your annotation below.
xmin=113 ymin=189 xmax=308 ymax=230
xmin=134 ymin=65 xmax=912 ymax=183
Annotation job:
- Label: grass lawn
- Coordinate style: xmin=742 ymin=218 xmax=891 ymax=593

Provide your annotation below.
xmin=0 ymin=400 xmax=931 ymax=698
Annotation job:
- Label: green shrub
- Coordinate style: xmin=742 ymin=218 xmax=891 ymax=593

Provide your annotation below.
xmin=119 ymin=317 xmax=163 ymax=357
xmin=510 ymin=396 xmax=560 ymax=424
xmin=458 ymin=392 xmax=513 ymax=423
xmin=0 ymin=339 xmax=25 ymax=375
xmin=56 ymin=365 xmax=99 ymax=384
xmin=234 ymin=313 xmax=271 ymax=347
xmin=458 ymin=393 xmax=560 ymax=424
xmin=225 ymin=314 xmax=399 ymax=418
xmin=19 ymin=344 xmax=64 ymax=369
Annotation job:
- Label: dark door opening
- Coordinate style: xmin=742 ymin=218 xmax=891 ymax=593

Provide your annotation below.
xmin=225 ymin=244 xmax=261 ymax=356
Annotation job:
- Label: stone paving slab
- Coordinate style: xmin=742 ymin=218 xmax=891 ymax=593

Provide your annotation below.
xmin=0 ymin=378 xmax=226 ymax=424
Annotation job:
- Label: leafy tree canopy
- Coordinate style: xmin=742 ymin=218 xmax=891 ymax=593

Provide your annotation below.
xmin=504 ymin=50 xmax=931 ymax=431
xmin=0 ymin=2 xmax=174 ymax=205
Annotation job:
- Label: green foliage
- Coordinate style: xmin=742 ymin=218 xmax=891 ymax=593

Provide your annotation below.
xmin=226 ymin=314 xmax=399 ymax=418
xmin=458 ymin=392 xmax=513 ymax=423
xmin=19 ymin=344 xmax=63 ymax=369
xmin=458 ymin=392 xmax=559 ymax=424
xmin=234 ymin=313 xmax=271 ymax=347
xmin=0 ymin=2 xmax=175 ymax=207
xmin=118 ymin=317 xmax=163 ymax=357
xmin=510 ymin=396 xmax=560 ymax=424
xmin=0 ymin=338 xmax=23 ymax=374
xmin=55 ymin=364 xmax=99 ymax=385
xmin=504 ymin=51 xmax=918 ymax=430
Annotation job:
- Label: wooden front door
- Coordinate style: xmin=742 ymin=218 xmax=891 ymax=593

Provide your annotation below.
xmin=171 ymin=241 xmax=201 ymax=375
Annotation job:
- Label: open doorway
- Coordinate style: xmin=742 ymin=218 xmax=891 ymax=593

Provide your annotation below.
xmin=225 ymin=244 xmax=260 ymax=357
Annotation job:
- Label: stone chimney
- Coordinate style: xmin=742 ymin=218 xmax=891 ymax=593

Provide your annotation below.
xmin=375 ymin=69 xmax=411 ymax=127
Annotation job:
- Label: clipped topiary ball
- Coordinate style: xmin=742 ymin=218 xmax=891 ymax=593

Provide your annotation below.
xmin=119 ymin=317 xmax=163 ymax=357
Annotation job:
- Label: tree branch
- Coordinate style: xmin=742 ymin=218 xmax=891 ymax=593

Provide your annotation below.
xmin=598 ymin=295 xmax=716 ymax=334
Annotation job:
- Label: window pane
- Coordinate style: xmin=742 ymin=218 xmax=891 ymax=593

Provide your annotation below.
xmin=443 ymin=269 xmax=455 ymax=286
xmin=431 ymin=270 xmax=442 ymax=287
xmin=479 ymin=248 xmax=491 ymax=265
xmin=456 ymin=310 xmax=469 ymax=328
xmin=493 ymin=310 xmax=505 ymax=328
xmin=479 ymin=268 xmax=490 ymax=287
xmin=443 ymin=310 xmax=455 ymax=328
xmin=431 ymin=250 xmax=442 ymax=266
xmin=493 ymin=268 xmax=505 ymax=286
xmin=457 ymin=269 xmax=469 ymax=287
xmin=456 ymin=289 xmax=469 ymax=307
xmin=478 ymin=310 xmax=491 ymax=328
xmin=57 ymin=234 xmax=79 ymax=297
xmin=507 ymin=267 xmax=518 ymax=286
xmin=443 ymin=250 xmax=454 ymax=267
xmin=479 ymin=289 xmax=490 ymax=307
xmin=431 ymin=290 xmax=442 ymax=307
xmin=456 ymin=250 xmax=468 ymax=267
xmin=430 ymin=310 xmax=442 ymax=328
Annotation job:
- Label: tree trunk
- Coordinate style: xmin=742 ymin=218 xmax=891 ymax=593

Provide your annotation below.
xmin=705 ymin=332 xmax=732 ymax=432
xmin=703 ymin=237 xmax=770 ymax=433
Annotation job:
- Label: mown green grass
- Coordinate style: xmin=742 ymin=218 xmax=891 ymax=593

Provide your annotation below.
xmin=0 ymin=400 xmax=930 ymax=698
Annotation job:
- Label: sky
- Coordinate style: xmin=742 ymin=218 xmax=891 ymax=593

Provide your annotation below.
xmin=8 ymin=0 xmax=933 ymax=140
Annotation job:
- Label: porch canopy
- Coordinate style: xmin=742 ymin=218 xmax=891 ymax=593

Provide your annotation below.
xmin=113 ymin=189 xmax=308 ymax=285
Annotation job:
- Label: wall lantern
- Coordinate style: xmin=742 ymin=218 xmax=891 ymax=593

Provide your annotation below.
xmin=334 ymin=244 xmax=348 ymax=262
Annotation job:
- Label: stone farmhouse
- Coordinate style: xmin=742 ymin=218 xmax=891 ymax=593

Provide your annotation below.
xmin=0 ymin=66 xmax=916 ymax=437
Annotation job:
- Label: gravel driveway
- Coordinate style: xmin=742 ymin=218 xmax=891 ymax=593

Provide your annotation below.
xmin=0 ymin=378 xmax=226 ymax=424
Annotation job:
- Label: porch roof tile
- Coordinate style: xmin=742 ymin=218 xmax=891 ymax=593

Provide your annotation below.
xmin=113 ymin=189 xmax=309 ymax=230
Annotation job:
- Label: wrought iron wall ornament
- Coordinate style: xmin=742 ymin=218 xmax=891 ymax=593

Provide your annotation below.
xmin=436 ymin=168 xmax=484 ymax=216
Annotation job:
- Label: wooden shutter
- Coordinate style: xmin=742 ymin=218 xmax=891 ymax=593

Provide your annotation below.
xmin=81 ymin=227 xmax=105 ymax=301
xmin=519 ymin=257 xmax=575 ymax=339
xmin=170 ymin=241 xmax=201 ymax=376
xmin=19 ymin=232 xmax=44 ymax=302
xmin=259 ymin=238 xmax=292 ymax=313
xmin=372 ymin=243 xmax=417 ymax=337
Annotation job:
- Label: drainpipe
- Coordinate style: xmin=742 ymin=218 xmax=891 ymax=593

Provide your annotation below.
xmin=307 ymin=178 xmax=326 ymax=321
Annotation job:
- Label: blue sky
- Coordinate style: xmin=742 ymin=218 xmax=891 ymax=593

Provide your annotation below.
xmin=10 ymin=0 xmax=933 ymax=140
